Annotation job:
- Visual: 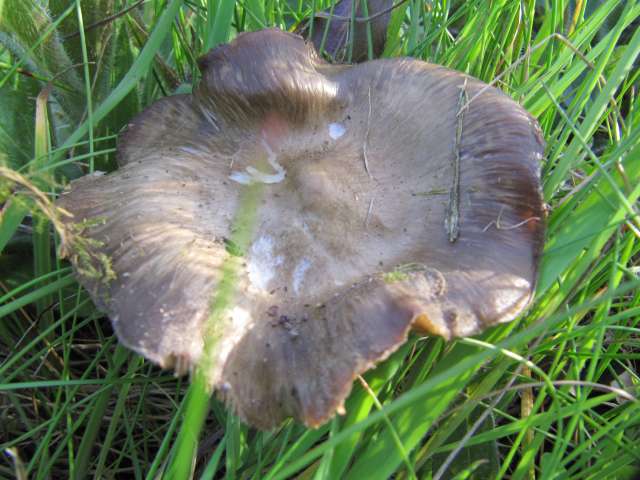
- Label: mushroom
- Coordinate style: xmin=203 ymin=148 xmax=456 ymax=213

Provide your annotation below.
xmin=299 ymin=0 xmax=393 ymax=62
xmin=58 ymin=29 xmax=544 ymax=429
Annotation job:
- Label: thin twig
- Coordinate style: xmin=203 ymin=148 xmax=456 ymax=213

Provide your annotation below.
xmin=357 ymin=375 xmax=417 ymax=480
xmin=362 ymin=86 xmax=373 ymax=179
xmin=482 ymin=206 xmax=541 ymax=232
xmin=540 ymin=82 xmax=640 ymax=239
xmin=465 ymin=33 xmax=625 ymax=135
xmin=0 ymin=167 xmax=71 ymax=246
xmin=569 ymin=0 xmax=585 ymax=35
xmin=417 ymin=378 xmax=638 ymax=435
xmin=465 ymin=34 xmax=588 ymax=108
xmin=433 ymin=365 xmax=515 ymax=480
xmin=521 ymin=365 xmax=535 ymax=480
xmin=64 ymin=0 xmax=147 ymax=39
xmin=446 ymin=78 xmax=467 ymax=243
xmin=555 ymin=169 xmax=598 ymax=208
xmin=364 ymin=196 xmax=374 ymax=228
xmin=434 ymin=334 xmax=558 ymax=480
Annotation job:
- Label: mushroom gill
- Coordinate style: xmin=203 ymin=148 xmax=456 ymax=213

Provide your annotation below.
xmin=58 ymin=29 xmax=544 ymax=429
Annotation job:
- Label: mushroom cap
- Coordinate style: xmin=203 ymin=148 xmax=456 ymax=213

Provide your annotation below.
xmin=58 ymin=29 xmax=544 ymax=429
xmin=299 ymin=0 xmax=393 ymax=62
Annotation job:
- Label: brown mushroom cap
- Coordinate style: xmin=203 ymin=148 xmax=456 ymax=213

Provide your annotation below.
xmin=299 ymin=0 xmax=393 ymax=62
xmin=58 ymin=29 xmax=544 ymax=429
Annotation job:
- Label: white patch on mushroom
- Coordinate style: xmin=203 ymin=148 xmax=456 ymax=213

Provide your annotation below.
xmin=228 ymin=306 xmax=252 ymax=331
xmin=245 ymin=165 xmax=285 ymax=184
xmin=229 ymin=139 xmax=286 ymax=185
xmin=492 ymin=276 xmax=532 ymax=313
xmin=229 ymin=170 xmax=254 ymax=185
xmin=248 ymin=235 xmax=284 ymax=290
xmin=328 ymin=122 xmax=346 ymax=139
xmin=198 ymin=104 xmax=220 ymax=131
xmin=211 ymin=306 xmax=254 ymax=379
xmin=179 ymin=146 xmax=202 ymax=156
xmin=292 ymin=258 xmax=312 ymax=294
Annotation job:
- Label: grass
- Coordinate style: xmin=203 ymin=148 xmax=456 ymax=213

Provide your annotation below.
xmin=1 ymin=0 xmax=639 ymax=478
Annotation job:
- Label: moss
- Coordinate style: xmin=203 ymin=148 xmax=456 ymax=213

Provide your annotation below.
xmin=382 ymin=263 xmax=427 ymax=284
xmin=383 ymin=270 xmax=410 ymax=283
xmin=223 ymin=237 xmax=245 ymax=257
xmin=65 ymin=218 xmax=116 ymax=286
